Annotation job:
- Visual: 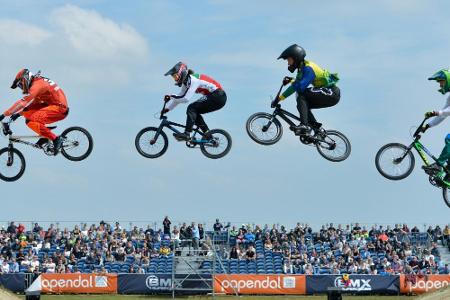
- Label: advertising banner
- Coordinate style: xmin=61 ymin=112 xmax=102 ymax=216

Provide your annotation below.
xmin=214 ymin=274 xmax=306 ymax=295
xmin=0 ymin=274 xmax=25 ymax=293
xmin=118 ymin=274 xmax=172 ymax=293
xmin=40 ymin=273 xmax=117 ymax=294
xmin=306 ymin=275 xmax=400 ymax=294
xmin=118 ymin=274 xmax=212 ymax=294
xmin=400 ymin=274 xmax=450 ymax=294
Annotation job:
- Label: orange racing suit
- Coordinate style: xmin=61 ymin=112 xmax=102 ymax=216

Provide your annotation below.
xmin=3 ymin=77 xmax=68 ymax=141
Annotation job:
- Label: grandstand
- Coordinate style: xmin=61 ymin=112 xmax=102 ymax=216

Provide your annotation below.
xmin=0 ymin=221 xmax=448 ymax=276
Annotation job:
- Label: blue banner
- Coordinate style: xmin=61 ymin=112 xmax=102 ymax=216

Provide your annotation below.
xmin=0 ymin=274 xmax=25 ymax=293
xmin=118 ymin=274 xmax=211 ymax=294
xmin=306 ymin=275 xmax=400 ymax=294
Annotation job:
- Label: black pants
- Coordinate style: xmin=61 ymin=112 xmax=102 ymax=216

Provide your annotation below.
xmin=186 ymin=89 xmax=227 ymax=132
xmin=296 ymin=85 xmax=340 ymax=127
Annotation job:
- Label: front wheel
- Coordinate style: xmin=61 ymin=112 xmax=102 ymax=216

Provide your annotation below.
xmin=200 ymin=129 xmax=232 ymax=159
xmin=375 ymin=143 xmax=415 ymax=180
xmin=246 ymin=112 xmax=283 ymax=145
xmin=0 ymin=147 xmax=26 ymax=182
xmin=61 ymin=127 xmax=94 ymax=161
xmin=315 ymin=130 xmax=351 ymax=162
xmin=442 ymin=187 xmax=450 ymax=209
xmin=135 ymin=127 xmax=168 ymax=158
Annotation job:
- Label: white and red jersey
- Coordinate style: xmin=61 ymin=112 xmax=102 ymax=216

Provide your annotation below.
xmin=167 ymin=73 xmax=222 ymax=111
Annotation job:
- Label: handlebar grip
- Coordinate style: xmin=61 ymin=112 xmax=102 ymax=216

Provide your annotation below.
xmin=10 ymin=113 xmax=20 ymax=121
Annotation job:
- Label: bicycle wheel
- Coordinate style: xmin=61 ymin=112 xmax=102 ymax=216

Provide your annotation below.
xmin=442 ymin=187 xmax=450 ymax=209
xmin=61 ymin=127 xmax=94 ymax=161
xmin=315 ymin=130 xmax=351 ymax=162
xmin=246 ymin=112 xmax=282 ymax=145
xmin=200 ymin=129 xmax=232 ymax=159
xmin=375 ymin=143 xmax=415 ymax=180
xmin=135 ymin=127 xmax=168 ymax=158
xmin=0 ymin=147 xmax=26 ymax=182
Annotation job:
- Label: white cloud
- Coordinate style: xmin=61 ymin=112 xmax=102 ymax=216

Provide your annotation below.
xmin=0 ymin=19 xmax=51 ymax=46
xmin=0 ymin=5 xmax=151 ymax=95
xmin=50 ymin=5 xmax=148 ymax=61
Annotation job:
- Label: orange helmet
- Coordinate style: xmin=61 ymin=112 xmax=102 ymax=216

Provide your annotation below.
xmin=11 ymin=69 xmax=33 ymax=94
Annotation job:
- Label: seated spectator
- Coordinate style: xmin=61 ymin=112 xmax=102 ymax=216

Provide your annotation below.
xmin=235 ymin=229 xmax=245 ymax=246
xmin=44 ymin=258 xmax=56 ymax=273
xmin=304 ymin=263 xmax=313 ymax=275
xmin=245 ymin=245 xmax=256 ymax=261
xmin=21 ymin=255 xmax=31 ymax=268
xmin=442 ymin=264 xmax=449 ymax=274
xmin=200 ymin=241 xmax=212 ymax=257
xmin=56 ymin=261 xmax=65 ymax=273
xmin=418 ymin=257 xmax=430 ymax=270
xmin=244 ymin=231 xmax=255 ymax=246
xmin=125 ymin=241 xmax=135 ymax=255
xmin=229 ymin=247 xmax=239 ymax=259
xmin=115 ymin=247 xmax=126 ymax=262
xmin=264 ymin=238 xmax=273 ymax=250
xmin=30 ymin=256 xmax=40 ymax=272
xmin=10 ymin=258 xmax=19 ymax=273
xmin=159 ymin=245 xmax=170 ymax=256
xmin=1 ymin=260 xmax=10 ymax=273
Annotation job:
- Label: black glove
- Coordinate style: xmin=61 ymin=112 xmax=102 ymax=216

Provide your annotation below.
xmin=420 ymin=124 xmax=430 ymax=133
xmin=0 ymin=114 xmax=4 ymax=122
xmin=282 ymin=76 xmax=293 ymax=86
xmin=425 ymin=111 xmax=439 ymax=118
xmin=164 ymin=95 xmax=171 ymax=102
xmin=10 ymin=113 xmax=21 ymax=121
xmin=271 ymin=98 xmax=279 ymax=108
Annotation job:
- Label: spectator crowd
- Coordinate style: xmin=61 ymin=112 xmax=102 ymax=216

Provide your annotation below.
xmin=0 ymin=218 xmax=448 ymax=275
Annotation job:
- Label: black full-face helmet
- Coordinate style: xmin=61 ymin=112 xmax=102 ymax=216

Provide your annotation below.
xmin=278 ymin=44 xmax=306 ymax=73
xmin=165 ymin=62 xmax=188 ymax=87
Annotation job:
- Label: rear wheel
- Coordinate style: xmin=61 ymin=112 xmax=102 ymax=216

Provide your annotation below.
xmin=246 ymin=112 xmax=282 ymax=145
xmin=315 ymin=130 xmax=351 ymax=162
xmin=200 ymin=129 xmax=232 ymax=159
xmin=61 ymin=127 xmax=94 ymax=161
xmin=375 ymin=143 xmax=415 ymax=180
xmin=135 ymin=127 xmax=168 ymax=158
xmin=0 ymin=147 xmax=26 ymax=182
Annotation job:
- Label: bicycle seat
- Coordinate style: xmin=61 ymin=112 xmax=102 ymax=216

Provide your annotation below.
xmin=46 ymin=126 xmax=57 ymax=130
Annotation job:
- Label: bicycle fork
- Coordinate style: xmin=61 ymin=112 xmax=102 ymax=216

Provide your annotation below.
xmin=262 ymin=115 xmax=277 ymax=132
xmin=150 ymin=124 xmax=166 ymax=145
xmin=6 ymin=144 xmax=14 ymax=167
xmin=394 ymin=143 xmax=415 ymax=164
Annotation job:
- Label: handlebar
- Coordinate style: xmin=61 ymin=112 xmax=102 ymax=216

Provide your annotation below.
xmin=1 ymin=120 xmax=12 ymax=136
xmin=160 ymin=101 xmax=168 ymax=119
xmin=271 ymin=78 xmax=292 ymax=107
xmin=412 ymin=116 xmax=431 ymax=138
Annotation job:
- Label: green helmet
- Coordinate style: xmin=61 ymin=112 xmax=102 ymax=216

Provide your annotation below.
xmin=428 ymin=69 xmax=450 ymax=94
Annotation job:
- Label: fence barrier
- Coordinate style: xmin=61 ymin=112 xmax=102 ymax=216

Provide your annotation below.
xmin=0 ymin=273 xmax=448 ymax=295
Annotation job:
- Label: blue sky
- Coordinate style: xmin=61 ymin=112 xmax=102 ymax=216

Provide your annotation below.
xmin=0 ymin=0 xmax=449 ymax=229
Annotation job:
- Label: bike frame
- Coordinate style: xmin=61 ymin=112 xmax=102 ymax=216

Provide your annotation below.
xmin=2 ymin=121 xmax=42 ymax=149
xmin=265 ymin=82 xmax=302 ymax=127
xmin=154 ymin=103 xmax=209 ymax=144
xmin=401 ymin=117 xmax=450 ymax=186
xmin=263 ymin=81 xmax=335 ymax=147
xmin=271 ymin=105 xmax=301 ymax=128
